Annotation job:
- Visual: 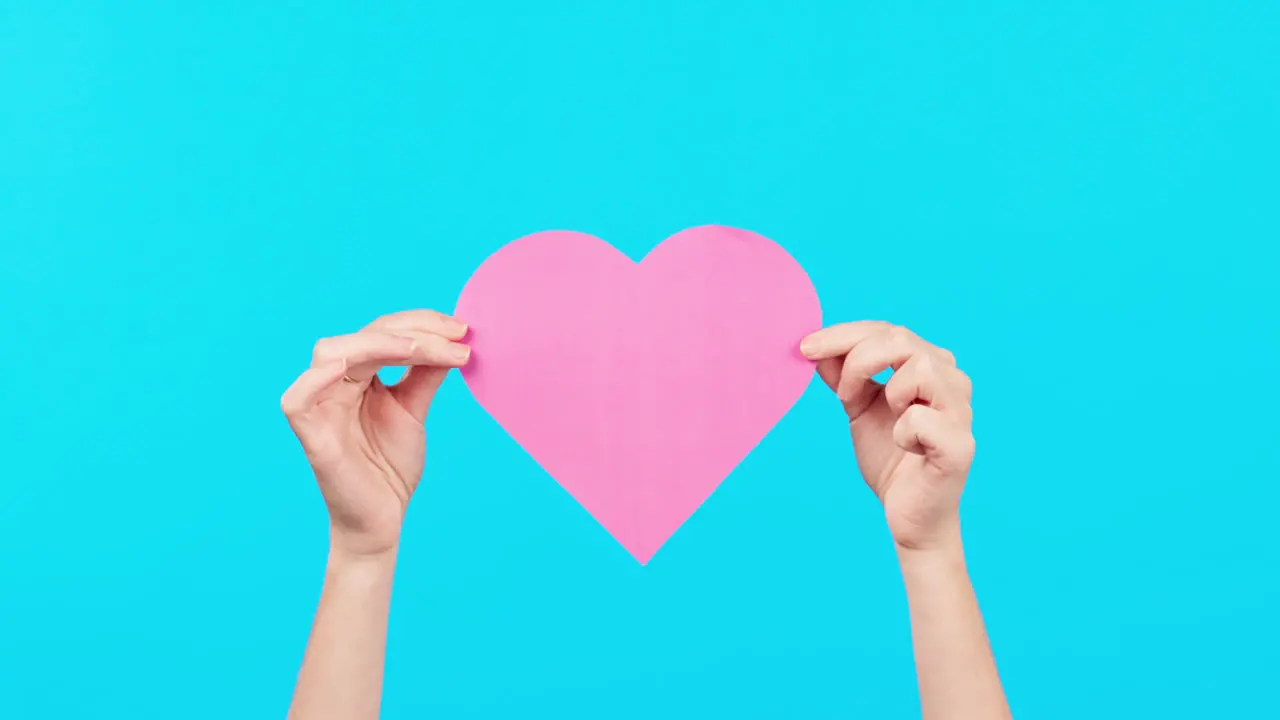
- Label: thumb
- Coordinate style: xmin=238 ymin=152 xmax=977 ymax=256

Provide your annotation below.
xmin=816 ymin=355 xmax=884 ymax=426
xmin=389 ymin=365 xmax=451 ymax=422
xmin=816 ymin=356 xmax=843 ymax=392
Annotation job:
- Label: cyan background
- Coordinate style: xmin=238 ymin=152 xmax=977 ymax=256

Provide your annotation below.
xmin=2 ymin=2 xmax=1277 ymax=718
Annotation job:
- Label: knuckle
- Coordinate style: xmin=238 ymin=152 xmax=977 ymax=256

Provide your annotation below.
xmin=901 ymin=402 xmax=926 ymax=424
xmin=893 ymin=328 xmax=922 ymax=355
xmin=416 ymin=332 xmax=447 ymax=348
xmin=311 ymin=337 xmax=335 ymax=362
xmin=935 ymin=347 xmax=957 ymax=366
xmin=891 ymin=421 xmax=910 ymax=445
xmin=840 ymin=346 xmax=865 ymax=373
xmin=413 ymin=334 xmax=449 ymax=357
xmin=862 ymin=320 xmax=893 ymax=337
xmin=883 ymin=377 xmax=911 ymax=411
xmin=371 ymin=308 xmax=415 ymax=323
xmin=361 ymin=315 xmax=389 ymax=331
xmin=280 ymin=390 xmax=304 ymax=418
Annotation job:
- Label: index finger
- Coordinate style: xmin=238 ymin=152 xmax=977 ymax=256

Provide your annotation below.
xmin=800 ymin=321 xmax=893 ymax=360
xmin=363 ymin=309 xmax=468 ymax=341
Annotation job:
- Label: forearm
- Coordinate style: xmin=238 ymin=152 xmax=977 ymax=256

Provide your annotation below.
xmin=897 ymin=527 xmax=1011 ymax=720
xmin=289 ymin=541 xmax=398 ymax=720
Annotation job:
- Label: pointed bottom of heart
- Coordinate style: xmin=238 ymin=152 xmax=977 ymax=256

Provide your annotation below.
xmin=455 ymin=225 xmax=823 ymax=564
xmin=579 ymin=498 xmax=701 ymax=566
xmin=540 ymin=462 xmax=743 ymax=565
xmin=514 ymin=443 xmax=766 ymax=565
xmin=496 ymin=435 xmax=773 ymax=563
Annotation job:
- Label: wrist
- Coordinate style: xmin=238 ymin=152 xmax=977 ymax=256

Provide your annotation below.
xmin=328 ymin=532 xmax=400 ymax=574
xmin=328 ymin=520 xmax=402 ymax=560
xmin=324 ymin=545 xmax=399 ymax=597
xmin=895 ymin=524 xmax=967 ymax=578
xmin=891 ymin=511 xmax=963 ymax=553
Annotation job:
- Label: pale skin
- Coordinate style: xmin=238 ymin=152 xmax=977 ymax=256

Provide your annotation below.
xmin=282 ymin=310 xmax=1011 ymax=720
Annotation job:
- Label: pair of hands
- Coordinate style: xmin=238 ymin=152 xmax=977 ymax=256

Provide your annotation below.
xmin=282 ymin=310 xmax=975 ymax=557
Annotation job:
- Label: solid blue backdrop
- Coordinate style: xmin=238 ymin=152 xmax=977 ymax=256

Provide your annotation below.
xmin=2 ymin=2 xmax=1277 ymax=718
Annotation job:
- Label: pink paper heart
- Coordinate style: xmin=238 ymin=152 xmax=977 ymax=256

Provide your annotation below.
xmin=455 ymin=226 xmax=822 ymax=563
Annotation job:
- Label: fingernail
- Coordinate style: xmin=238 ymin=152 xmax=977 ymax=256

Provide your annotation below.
xmin=799 ymin=338 xmax=818 ymax=358
xmin=451 ymin=344 xmax=472 ymax=363
xmin=446 ymin=316 xmax=469 ymax=337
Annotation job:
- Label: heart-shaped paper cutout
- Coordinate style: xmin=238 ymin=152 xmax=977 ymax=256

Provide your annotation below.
xmin=456 ymin=226 xmax=822 ymax=563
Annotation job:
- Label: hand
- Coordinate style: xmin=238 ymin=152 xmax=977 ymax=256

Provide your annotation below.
xmin=801 ymin=322 xmax=975 ymax=550
xmin=281 ymin=309 xmax=471 ymax=556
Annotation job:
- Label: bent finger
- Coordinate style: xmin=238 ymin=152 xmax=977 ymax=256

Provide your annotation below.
xmin=892 ymin=405 xmax=976 ymax=471
xmin=280 ymin=361 xmax=349 ymax=422
xmin=883 ymin=355 xmax=972 ymax=423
